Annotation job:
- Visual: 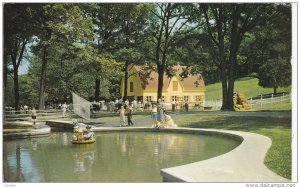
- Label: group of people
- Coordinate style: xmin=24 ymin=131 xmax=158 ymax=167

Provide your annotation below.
xmin=118 ymin=104 xmax=134 ymax=127
xmin=171 ymin=100 xmax=189 ymax=112
xmin=116 ymin=98 xmax=178 ymax=128
xmin=152 ymin=99 xmax=177 ymax=129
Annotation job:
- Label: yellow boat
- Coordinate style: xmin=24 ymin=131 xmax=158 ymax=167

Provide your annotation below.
xmin=71 ymin=138 xmax=96 ymax=144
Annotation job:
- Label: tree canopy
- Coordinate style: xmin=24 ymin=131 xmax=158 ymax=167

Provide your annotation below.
xmin=3 ymin=3 xmax=292 ymax=110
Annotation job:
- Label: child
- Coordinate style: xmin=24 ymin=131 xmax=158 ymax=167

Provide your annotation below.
xmin=151 ymin=104 xmax=159 ymax=128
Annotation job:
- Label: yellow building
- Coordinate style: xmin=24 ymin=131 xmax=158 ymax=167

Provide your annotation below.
xmin=120 ymin=65 xmax=206 ymax=107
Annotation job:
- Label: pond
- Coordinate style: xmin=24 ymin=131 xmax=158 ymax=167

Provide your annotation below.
xmin=3 ymin=131 xmax=240 ymax=182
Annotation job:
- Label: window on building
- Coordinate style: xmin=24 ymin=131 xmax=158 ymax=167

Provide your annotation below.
xmin=184 ymin=96 xmax=189 ymax=102
xmin=130 ymin=82 xmax=134 ymax=92
xmin=173 ymin=81 xmax=178 ymax=91
xmin=195 ymin=95 xmax=204 ymax=102
xmin=171 ymin=96 xmax=177 ymax=101
xmin=146 ymin=96 xmax=152 ymax=102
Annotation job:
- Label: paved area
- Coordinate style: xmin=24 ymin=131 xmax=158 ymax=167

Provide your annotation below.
xmin=86 ymin=111 xmax=291 ymax=128
xmin=159 ymin=128 xmax=290 ymax=182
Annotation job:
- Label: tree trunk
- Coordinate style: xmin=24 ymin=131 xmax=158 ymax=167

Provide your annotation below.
xmin=3 ymin=54 xmax=8 ymax=111
xmin=157 ymin=4 xmax=170 ymax=102
xmin=227 ymin=5 xmax=240 ymax=111
xmin=10 ymin=40 xmax=26 ymax=111
xmin=13 ymin=69 xmax=20 ymax=111
xmin=95 ymin=78 xmax=100 ymax=102
xmin=38 ymin=46 xmax=48 ymax=110
xmin=157 ymin=64 xmax=165 ymax=101
xmin=123 ymin=60 xmax=129 ymax=101
xmin=215 ymin=5 xmax=229 ymax=111
xmin=274 ymin=87 xmax=277 ymax=94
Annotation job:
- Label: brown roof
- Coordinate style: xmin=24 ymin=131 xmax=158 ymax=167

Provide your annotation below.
xmin=134 ymin=65 xmax=205 ymax=91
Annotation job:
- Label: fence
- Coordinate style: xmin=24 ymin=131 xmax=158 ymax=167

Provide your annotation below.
xmin=203 ymin=93 xmax=291 ymax=110
xmin=249 ymin=93 xmax=291 ymax=109
xmin=203 ymin=99 xmax=223 ymax=110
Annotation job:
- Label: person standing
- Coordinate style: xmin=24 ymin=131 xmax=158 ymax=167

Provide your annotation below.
xmin=118 ymin=106 xmax=126 ymax=127
xmin=151 ymin=104 xmax=159 ymax=128
xmin=24 ymin=104 xmax=28 ymax=114
xmin=157 ymin=99 xmax=164 ymax=123
xmin=185 ymin=101 xmax=189 ymax=112
xmin=126 ymin=105 xmax=134 ymax=126
xmin=133 ymin=99 xmax=137 ymax=110
xmin=31 ymin=107 xmax=37 ymax=125
xmin=62 ymin=102 xmax=67 ymax=118
xmin=171 ymin=100 xmax=175 ymax=112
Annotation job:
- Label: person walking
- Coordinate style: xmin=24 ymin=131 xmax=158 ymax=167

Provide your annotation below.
xmin=126 ymin=105 xmax=134 ymax=126
xmin=31 ymin=107 xmax=37 ymax=126
xmin=118 ymin=106 xmax=126 ymax=127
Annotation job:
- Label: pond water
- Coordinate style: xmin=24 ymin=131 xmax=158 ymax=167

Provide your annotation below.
xmin=3 ymin=131 xmax=240 ymax=182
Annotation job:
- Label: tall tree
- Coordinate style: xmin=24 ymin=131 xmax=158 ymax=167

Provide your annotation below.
xmin=257 ymin=5 xmax=292 ymax=93
xmin=147 ymin=3 xmax=198 ymax=100
xmin=199 ymin=3 xmax=286 ymax=110
xmin=4 ymin=4 xmax=38 ymax=110
xmin=92 ymin=4 xmax=151 ymax=101
xmin=32 ymin=4 xmax=94 ymax=109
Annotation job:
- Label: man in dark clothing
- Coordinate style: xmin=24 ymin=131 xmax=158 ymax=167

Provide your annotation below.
xmin=126 ymin=105 xmax=134 ymax=126
xmin=185 ymin=101 xmax=189 ymax=112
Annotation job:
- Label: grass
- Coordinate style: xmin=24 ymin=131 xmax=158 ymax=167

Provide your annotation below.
xmin=205 ymin=77 xmax=291 ymax=100
xmin=172 ymin=113 xmax=292 ymax=180
xmin=252 ymin=102 xmax=292 ymax=111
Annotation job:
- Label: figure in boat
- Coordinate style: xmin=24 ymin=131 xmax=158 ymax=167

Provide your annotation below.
xmin=72 ymin=119 xmax=95 ymax=144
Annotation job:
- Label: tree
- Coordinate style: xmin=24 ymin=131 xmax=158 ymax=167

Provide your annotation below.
xmin=4 ymin=4 xmax=39 ymax=110
xmin=31 ymin=4 xmax=95 ymax=109
xmin=147 ymin=3 xmax=198 ymax=100
xmin=257 ymin=5 xmax=292 ymax=93
xmin=92 ymin=4 xmax=151 ymax=101
xmin=199 ymin=3 xmax=286 ymax=110
xmin=259 ymin=57 xmax=291 ymax=94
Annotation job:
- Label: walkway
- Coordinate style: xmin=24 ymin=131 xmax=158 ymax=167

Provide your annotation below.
xmin=159 ymin=128 xmax=290 ymax=182
xmin=87 ymin=111 xmax=291 ymax=128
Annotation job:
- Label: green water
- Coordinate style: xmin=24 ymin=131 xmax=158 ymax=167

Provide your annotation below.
xmin=3 ymin=131 xmax=240 ymax=182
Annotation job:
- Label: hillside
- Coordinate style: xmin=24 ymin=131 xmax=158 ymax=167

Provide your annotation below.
xmin=204 ymin=77 xmax=291 ymax=100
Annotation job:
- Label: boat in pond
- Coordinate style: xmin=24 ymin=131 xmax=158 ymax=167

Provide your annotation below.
xmin=71 ymin=138 xmax=96 ymax=144
xmin=71 ymin=120 xmax=95 ymax=144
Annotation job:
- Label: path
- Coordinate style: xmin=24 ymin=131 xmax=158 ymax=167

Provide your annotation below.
xmin=89 ymin=111 xmax=291 ymax=128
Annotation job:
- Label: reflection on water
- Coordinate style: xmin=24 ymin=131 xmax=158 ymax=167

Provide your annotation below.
xmin=3 ymin=132 xmax=240 ymax=182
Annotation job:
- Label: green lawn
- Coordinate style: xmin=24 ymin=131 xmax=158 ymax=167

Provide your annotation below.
xmin=172 ymin=113 xmax=292 ymax=180
xmin=252 ymin=101 xmax=292 ymax=111
xmin=205 ymin=77 xmax=291 ymax=100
